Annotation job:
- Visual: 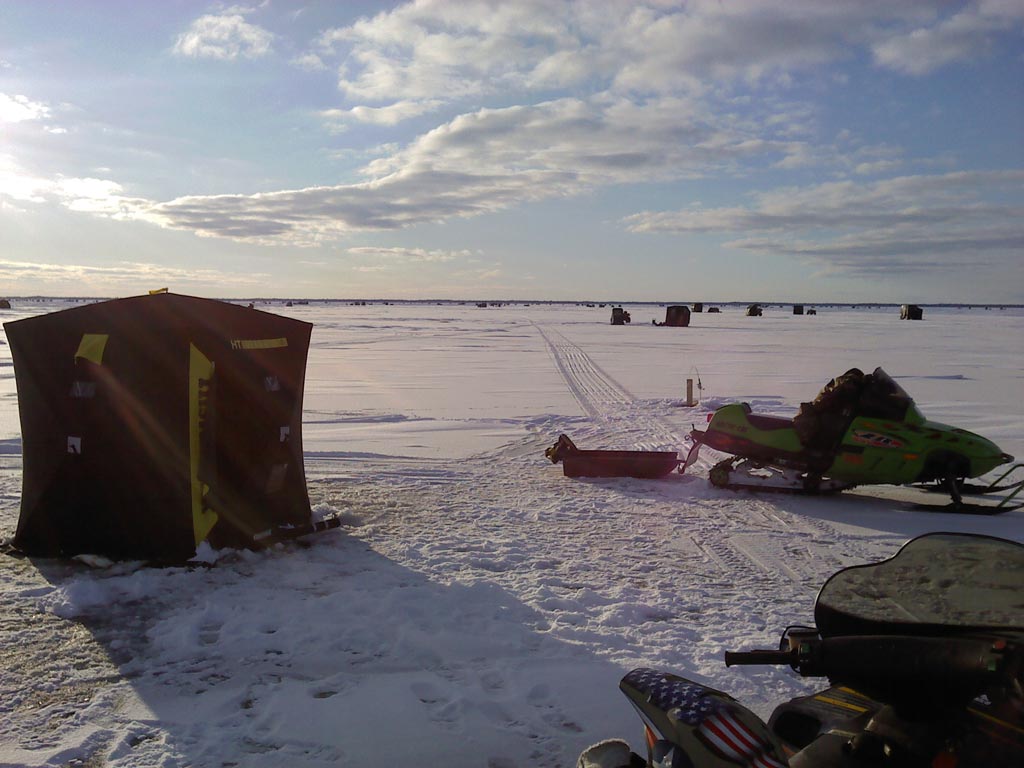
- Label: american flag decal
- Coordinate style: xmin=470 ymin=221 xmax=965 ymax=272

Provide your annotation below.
xmin=624 ymin=668 xmax=722 ymax=724
xmin=623 ymin=669 xmax=786 ymax=768
xmin=698 ymin=709 xmax=786 ymax=768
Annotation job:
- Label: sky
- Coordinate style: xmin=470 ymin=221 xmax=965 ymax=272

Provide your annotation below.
xmin=1 ymin=1 xmax=1022 ymax=302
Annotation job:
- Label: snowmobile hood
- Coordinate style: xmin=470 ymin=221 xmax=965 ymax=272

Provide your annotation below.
xmin=919 ymin=419 xmax=1010 ymax=476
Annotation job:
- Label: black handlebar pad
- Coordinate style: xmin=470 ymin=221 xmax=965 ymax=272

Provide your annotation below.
xmin=726 ymin=635 xmax=1012 ymax=699
xmin=724 ymin=649 xmax=795 ymax=667
xmin=812 ymin=636 xmax=1004 ymax=691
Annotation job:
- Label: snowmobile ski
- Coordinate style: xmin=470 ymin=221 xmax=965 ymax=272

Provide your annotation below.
xmin=908 ymin=499 xmax=1022 ymax=515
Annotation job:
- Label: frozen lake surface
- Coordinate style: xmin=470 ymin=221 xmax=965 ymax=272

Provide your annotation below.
xmin=1 ymin=299 xmax=1022 ymax=767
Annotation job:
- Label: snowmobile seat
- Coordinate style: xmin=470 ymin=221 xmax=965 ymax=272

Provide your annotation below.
xmin=740 ymin=404 xmax=794 ymax=432
xmin=747 ymin=413 xmax=794 ymax=431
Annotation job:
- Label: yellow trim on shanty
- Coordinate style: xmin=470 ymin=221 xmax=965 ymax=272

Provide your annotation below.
xmin=148 ymin=287 xmax=168 ymax=295
xmin=74 ymin=334 xmax=109 ymax=365
xmin=188 ymin=343 xmax=218 ymax=547
xmin=230 ymin=337 xmax=288 ymax=350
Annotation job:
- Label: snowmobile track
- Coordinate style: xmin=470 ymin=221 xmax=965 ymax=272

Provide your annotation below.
xmin=534 ymin=324 xmax=632 ymax=421
xmin=533 ymin=324 xmax=685 ymax=450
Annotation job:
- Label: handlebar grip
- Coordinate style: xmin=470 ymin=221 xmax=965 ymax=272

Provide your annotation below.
xmin=724 ymin=649 xmax=795 ymax=667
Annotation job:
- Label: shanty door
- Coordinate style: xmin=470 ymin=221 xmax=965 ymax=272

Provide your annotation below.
xmin=188 ymin=335 xmax=308 ymax=550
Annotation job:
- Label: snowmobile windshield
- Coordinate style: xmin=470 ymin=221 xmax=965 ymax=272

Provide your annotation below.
xmin=814 ymin=533 xmax=1024 ymax=638
xmin=856 ymin=367 xmax=915 ymax=421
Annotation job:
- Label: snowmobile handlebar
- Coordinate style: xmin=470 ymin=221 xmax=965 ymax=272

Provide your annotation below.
xmin=726 ymin=635 xmax=1019 ymax=700
xmin=724 ymin=649 xmax=796 ymax=667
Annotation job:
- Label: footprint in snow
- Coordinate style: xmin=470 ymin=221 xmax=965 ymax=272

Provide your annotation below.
xmin=411 ymin=681 xmax=460 ymax=727
xmin=479 ymin=670 xmax=505 ymax=693
xmin=198 ymin=619 xmax=222 ymax=646
xmin=526 ymin=684 xmax=583 ymax=733
xmin=526 ymin=683 xmax=550 ymax=706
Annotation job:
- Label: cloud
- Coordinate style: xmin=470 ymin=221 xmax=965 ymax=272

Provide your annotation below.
xmin=317 ymin=0 xmax=590 ymax=107
xmin=127 ymin=84 xmax=925 ymax=247
xmin=13 ymin=1 xmax=999 ymax=250
xmin=173 ymin=10 xmax=273 ymax=60
xmin=610 ymin=2 xmax=869 ymax=92
xmin=0 ymin=155 xmax=152 ymax=216
xmin=291 ymin=52 xmax=327 ymax=72
xmin=10 ymin=1 xmax=1022 ymax=261
xmin=347 ymin=246 xmax=470 ymax=263
xmin=853 ymin=159 xmax=904 ymax=176
xmin=53 ymin=177 xmax=145 ymax=215
xmin=137 ymin=170 xmax=562 ymax=245
xmin=321 ymin=99 xmax=443 ymax=128
xmin=309 ymin=1 xmax=966 ymax=125
xmin=126 ymin=94 xmax=811 ymax=245
xmin=872 ymin=1 xmax=1024 ymax=75
xmin=0 ymin=259 xmax=268 ymax=291
xmin=623 ymin=170 xmax=1024 ymax=274
xmin=0 ymin=154 xmax=53 ymax=203
xmin=0 ymin=93 xmax=50 ymax=123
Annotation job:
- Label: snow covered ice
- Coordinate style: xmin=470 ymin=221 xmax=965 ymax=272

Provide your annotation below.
xmin=1 ymin=300 xmax=1022 ymax=768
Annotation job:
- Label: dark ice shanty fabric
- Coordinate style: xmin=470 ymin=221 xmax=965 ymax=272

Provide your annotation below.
xmin=5 ymin=293 xmax=313 ymax=561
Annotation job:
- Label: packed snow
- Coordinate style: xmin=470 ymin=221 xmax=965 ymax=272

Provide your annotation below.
xmin=1 ymin=300 xmax=1021 ymax=768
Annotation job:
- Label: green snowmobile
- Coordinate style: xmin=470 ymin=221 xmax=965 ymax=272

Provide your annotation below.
xmin=685 ymin=367 xmax=1022 ymax=513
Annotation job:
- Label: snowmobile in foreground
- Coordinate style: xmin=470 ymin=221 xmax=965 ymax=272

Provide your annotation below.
xmin=578 ymin=532 xmax=1024 ymax=768
xmin=684 ymin=368 xmax=1022 ymax=514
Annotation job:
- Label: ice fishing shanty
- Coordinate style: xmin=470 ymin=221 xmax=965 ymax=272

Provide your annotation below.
xmin=5 ymin=292 xmax=331 ymax=561
xmin=654 ymin=305 xmax=691 ymax=327
xmin=611 ymin=306 xmax=631 ymax=325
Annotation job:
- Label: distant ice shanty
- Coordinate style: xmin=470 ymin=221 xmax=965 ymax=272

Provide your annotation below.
xmin=5 ymin=293 xmax=320 ymax=561
xmin=900 ymin=304 xmax=924 ymax=320
xmin=746 ymin=304 xmax=763 ymax=316
xmin=654 ymin=305 xmax=691 ymax=327
xmin=793 ymin=304 xmax=804 ymax=315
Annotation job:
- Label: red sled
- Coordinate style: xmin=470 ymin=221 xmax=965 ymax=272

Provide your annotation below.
xmin=545 ymin=434 xmax=679 ymax=479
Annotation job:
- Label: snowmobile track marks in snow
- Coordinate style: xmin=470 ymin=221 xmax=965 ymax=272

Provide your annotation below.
xmin=535 ymin=325 xmax=632 ymax=419
xmin=307 ymin=459 xmax=470 ymax=486
xmin=725 ymin=533 xmax=826 ymax=584
xmin=672 ymin=533 xmax=730 ymax=574
xmin=533 ymin=323 xmax=684 ymax=449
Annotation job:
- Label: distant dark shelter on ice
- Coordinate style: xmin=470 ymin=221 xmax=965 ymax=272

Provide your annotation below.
xmin=4 ymin=292 xmax=323 ymax=562
xmin=654 ymin=305 xmax=691 ymax=327
xmin=746 ymin=304 xmax=763 ymax=316
xmin=611 ymin=306 xmax=631 ymax=325
xmin=900 ymin=304 xmax=924 ymax=320
xmin=793 ymin=304 xmax=804 ymax=315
